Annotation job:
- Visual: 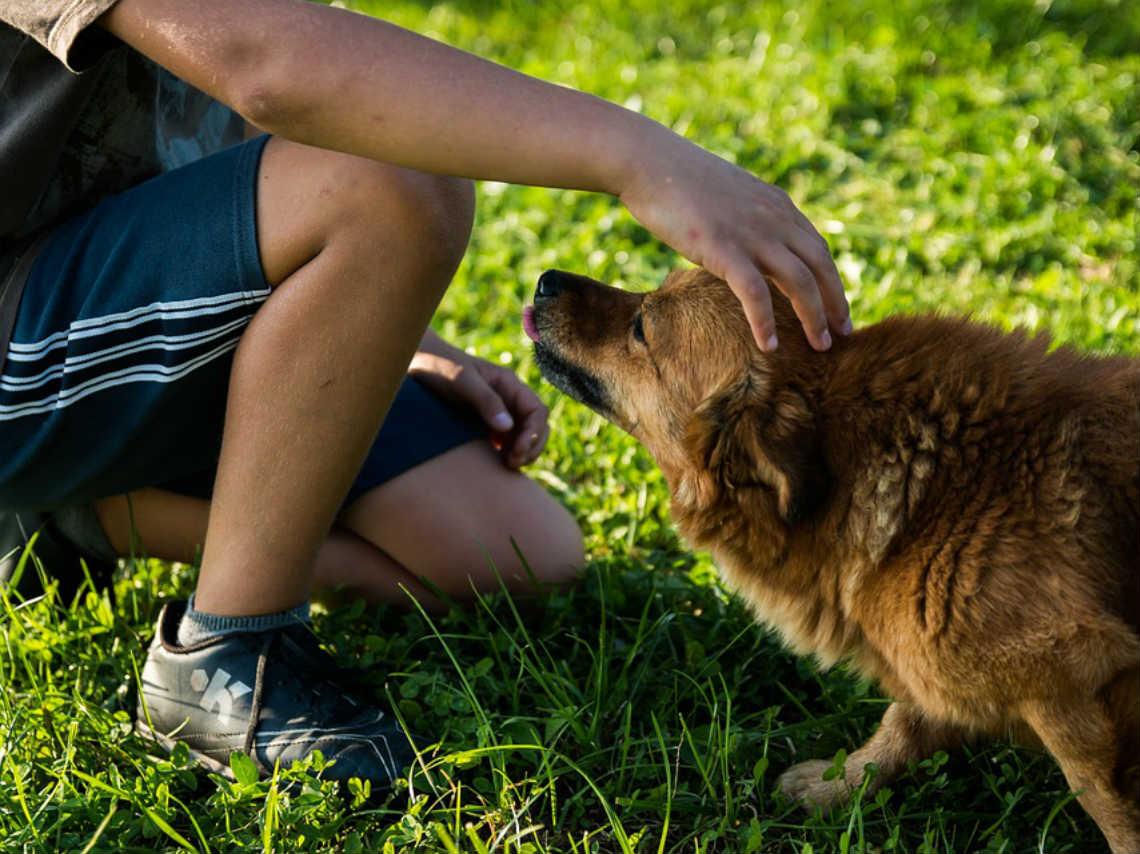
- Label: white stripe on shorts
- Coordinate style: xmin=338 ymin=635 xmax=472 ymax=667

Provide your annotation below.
xmin=6 ymin=288 xmax=271 ymax=360
xmin=1 ymin=316 xmax=250 ymax=392
xmin=0 ymin=337 xmax=242 ymax=421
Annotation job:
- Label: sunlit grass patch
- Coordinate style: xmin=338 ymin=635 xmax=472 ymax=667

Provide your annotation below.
xmin=2 ymin=0 xmax=1136 ymax=850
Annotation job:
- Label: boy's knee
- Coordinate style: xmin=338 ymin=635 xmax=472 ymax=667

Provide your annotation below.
xmin=516 ymin=501 xmax=586 ymax=590
xmin=256 ymin=139 xmax=475 ymax=288
xmin=350 ymin=167 xmax=475 ymax=276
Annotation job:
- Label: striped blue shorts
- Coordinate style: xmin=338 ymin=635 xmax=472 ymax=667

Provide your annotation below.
xmin=0 ymin=135 xmax=483 ymax=513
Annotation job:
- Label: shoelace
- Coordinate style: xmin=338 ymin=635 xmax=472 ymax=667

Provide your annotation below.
xmin=242 ymin=632 xmax=273 ymax=763
xmin=240 ymin=626 xmax=380 ymax=766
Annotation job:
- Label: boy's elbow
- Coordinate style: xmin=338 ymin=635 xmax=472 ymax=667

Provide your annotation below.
xmin=100 ymin=0 xmax=316 ymax=134
xmin=191 ymin=8 xmax=325 ymax=135
xmin=229 ymin=78 xmax=287 ymax=132
xmin=224 ymin=52 xmax=308 ymax=135
xmin=228 ymin=55 xmax=338 ymax=143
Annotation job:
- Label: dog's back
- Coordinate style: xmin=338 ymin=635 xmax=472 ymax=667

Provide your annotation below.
xmin=815 ymin=317 xmax=1137 ymax=691
xmin=826 ymin=316 xmax=1138 ymax=628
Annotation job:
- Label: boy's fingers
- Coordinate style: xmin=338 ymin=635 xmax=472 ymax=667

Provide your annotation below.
xmin=487 ymin=370 xmax=547 ymax=426
xmin=529 ymin=423 xmax=550 ymax=462
xmin=509 ymin=407 xmax=548 ymax=466
xmin=481 ymin=367 xmax=550 ymax=467
xmin=719 ymin=252 xmax=778 ymax=352
xmin=757 ymin=244 xmax=832 ymax=351
xmin=462 ymin=373 xmax=513 ymax=432
xmin=787 ymin=226 xmax=851 ymax=335
xmin=751 ymin=179 xmax=850 ymax=339
xmin=522 ymin=420 xmax=550 ymax=464
xmin=521 ymin=404 xmax=547 ymax=442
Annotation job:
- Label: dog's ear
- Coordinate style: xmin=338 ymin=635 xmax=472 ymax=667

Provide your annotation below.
xmin=683 ymin=375 xmax=830 ymax=524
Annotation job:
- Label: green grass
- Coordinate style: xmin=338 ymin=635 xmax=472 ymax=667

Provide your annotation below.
xmin=3 ymin=0 xmax=1138 ymax=851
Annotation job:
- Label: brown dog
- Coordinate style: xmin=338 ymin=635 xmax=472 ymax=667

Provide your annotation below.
xmin=525 ymin=267 xmax=1140 ymax=852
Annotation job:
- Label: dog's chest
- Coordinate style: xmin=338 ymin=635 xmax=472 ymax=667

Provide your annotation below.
xmin=711 ymin=549 xmax=864 ymax=670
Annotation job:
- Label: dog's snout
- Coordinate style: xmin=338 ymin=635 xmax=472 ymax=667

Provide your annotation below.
xmin=536 ymin=269 xmax=567 ymax=300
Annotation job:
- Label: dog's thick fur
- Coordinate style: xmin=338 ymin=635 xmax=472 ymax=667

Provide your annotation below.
xmin=530 ymin=267 xmax=1140 ymax=851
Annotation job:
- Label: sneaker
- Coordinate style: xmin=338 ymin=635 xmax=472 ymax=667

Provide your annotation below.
xmin=136 ymin=600 xmax=416 ymax=786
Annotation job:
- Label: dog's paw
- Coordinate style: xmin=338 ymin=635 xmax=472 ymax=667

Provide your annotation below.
xmin=777 ymin=759 xmax=856 ymax=811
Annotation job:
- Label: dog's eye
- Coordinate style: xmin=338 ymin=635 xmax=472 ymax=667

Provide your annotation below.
xmin=632 ymin=314 xmax=647 ymax=345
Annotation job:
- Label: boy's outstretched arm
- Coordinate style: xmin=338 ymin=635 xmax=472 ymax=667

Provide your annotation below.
xmin=100 ymin=0 xmax=849 ymax=351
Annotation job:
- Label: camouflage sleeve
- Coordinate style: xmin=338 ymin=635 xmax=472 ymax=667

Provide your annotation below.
xmin=1 ymin=0 xmax=122 ymax=70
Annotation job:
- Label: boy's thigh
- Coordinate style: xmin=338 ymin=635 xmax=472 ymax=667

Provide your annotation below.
xmin=0 ymin=136 xmax=271 ymax=512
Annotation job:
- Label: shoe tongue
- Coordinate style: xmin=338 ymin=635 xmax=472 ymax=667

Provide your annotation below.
xmin=280 ymin=624 xmax=332 ymax=665
xmin=278 ymin=625 xmax=375 ymax=694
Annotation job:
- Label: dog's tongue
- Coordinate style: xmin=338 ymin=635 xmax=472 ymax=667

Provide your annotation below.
xmin=522 ymin=305 xmax=540 ymax=342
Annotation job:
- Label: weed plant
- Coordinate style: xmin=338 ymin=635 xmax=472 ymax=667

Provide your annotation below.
xmin=2 ymin=0 xmax=1137 ymax=851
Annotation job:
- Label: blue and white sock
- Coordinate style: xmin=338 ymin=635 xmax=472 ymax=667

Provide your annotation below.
xmin=176 ymin=592 xmax=311 ymax=646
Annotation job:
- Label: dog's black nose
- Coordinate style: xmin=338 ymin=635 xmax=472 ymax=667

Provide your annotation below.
xmin=536 ymin=269 xmax=566 ymax=300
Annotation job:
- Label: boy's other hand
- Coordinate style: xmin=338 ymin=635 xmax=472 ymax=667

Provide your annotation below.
xmin=410 ymin=343 xmax=549 ymax=470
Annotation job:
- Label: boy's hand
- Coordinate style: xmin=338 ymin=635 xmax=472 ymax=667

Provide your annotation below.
xmin=410 ymin=335 xmax=549 ymax=470
xmin=617 ymin=131 xmax=849 ymax=353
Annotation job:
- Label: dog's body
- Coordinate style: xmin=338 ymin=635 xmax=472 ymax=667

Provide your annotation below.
xmin=527 ymin=267 xmax=1140 ymax=851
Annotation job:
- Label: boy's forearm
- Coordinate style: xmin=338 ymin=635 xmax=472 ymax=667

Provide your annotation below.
xmin=100 ymin=0 xmax=852 ymax=351
xmin=100 ymin=0 xmax=661 ymax=196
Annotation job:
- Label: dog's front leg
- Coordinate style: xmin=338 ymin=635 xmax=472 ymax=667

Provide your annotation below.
xmin=777 ymin=701 xmax=966 ymax=811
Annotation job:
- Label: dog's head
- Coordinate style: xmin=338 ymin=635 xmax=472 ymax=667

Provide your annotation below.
xmin=526 ymin=267 xmax=830 ymax=524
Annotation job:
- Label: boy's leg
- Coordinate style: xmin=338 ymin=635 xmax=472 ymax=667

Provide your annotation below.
xmin=194 ymin=137 xmax=474 ymax=616
xmin=133 ymin=143 xmax=474 ymax=783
